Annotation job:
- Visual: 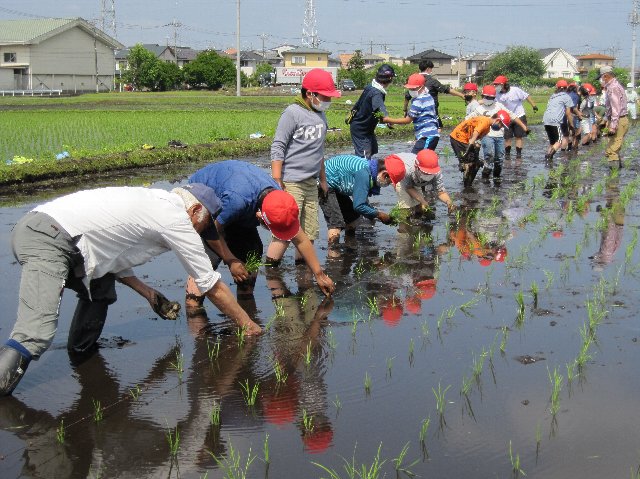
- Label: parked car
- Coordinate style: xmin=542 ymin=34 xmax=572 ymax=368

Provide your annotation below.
xmin=341 ymin=79 xmax=356 ymax=91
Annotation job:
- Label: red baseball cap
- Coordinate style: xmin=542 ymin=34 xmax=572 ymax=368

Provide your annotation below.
xmin=384 ymin=154 xmax=407 ymax=186
xmin=405 ymin=73 xmax=426 ymax=89
xmin=382 ymin=300 xmax=403 ymax=327
xmin=405 ymin=296 xmax=422 ymax=314
xmin=496 ymin=109 xmax=511 ymax=127
xmin=463 ymin=82 xmax=478 ymax=92
xmin=479 ymin=257 xmax=492 ymax=267
xmin=493 ymin=75 xmax=508 ymax=85
xmin=301 ymin=69 xmax=342 ymax=97
xmin=261 ymin=190 xmax=300 ymax=241
xmin=482 ymin=85 xmax=496 ymax=97
xmin=556 ymin=79 xmax=568 ymax=88
xmin=416 ymin=149 xmax=440 ymax=174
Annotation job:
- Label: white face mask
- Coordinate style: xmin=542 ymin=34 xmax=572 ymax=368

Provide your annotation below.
xmin=311 ymin=94 xmax=331 ymax=112
xmin=483 ymin=98 xmax=495 ymax=106
xmin=408 ymin=89 xmax=420 ymax=99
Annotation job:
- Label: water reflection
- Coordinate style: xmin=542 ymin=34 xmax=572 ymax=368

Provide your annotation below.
xmin=590 ymin=176 xmax=625 ymax=270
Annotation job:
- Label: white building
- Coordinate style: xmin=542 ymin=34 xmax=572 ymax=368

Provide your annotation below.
xmin=538 ymin=48 xmax=579 ymax=79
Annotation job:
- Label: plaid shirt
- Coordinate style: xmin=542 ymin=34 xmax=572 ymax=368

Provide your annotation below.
xmin=604 ymin=77 xmax=628 ymax=130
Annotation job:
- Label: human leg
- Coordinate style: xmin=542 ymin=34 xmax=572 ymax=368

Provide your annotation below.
xmin=320 ymin=189 xmax=346 ymax=246
xmin=481 ymin=136 xmax=494 ymax=178
xmin=605 ymin=116 xmax=630 ymax=163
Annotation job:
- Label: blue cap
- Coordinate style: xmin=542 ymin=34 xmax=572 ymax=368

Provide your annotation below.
xmin=182 ymin=183 xmax=222 ymax=220
xmin=376 ymin=64 xmax=396 ymax=81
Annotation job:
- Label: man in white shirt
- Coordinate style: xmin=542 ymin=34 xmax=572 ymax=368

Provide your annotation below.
xmin=0 ymin=184 xmax=261 ymax=396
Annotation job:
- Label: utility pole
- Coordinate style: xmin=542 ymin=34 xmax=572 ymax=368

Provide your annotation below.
xmin=370 ymin=40 xmax=373 ymax=55
xmin=260 ymin=33 xmax=269 ymax=62
xmin=630 ymin=0 xmax=639 ymax=86
xmin=456 ymin=36 xmax=465 ymax=86
xmin=236 ymin=0 xmax=241 ymax=97
xmin=172 ymin=19 xmax=180 ymax=65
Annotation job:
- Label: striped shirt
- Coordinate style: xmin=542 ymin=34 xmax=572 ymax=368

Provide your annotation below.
xmin=324 ymin=155 xmax=378 ymax=218
xmin=408 ymin=92 xmax=439 ymax=140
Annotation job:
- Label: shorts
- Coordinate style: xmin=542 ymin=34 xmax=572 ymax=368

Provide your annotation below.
xmin=504 ymin=115 xmax=528 ymax=139
xmin=580 ymin=118 xmax=591 ymax=135
xmin=450 ymin=137 xmax=479 ymax=164
xmin=319 ymin=189 xmax=360 ymax=229
xmin=207 ymin=222 xmax=263 ymax=269
xmin=411 ymin=135 xmax=440 ymax=153
xmin=544 ymin=125 xmax=562 ymax=145
xmin=283 ymin=178 xmax=319 ymax=240
xmin=351 ymin=134 xmax=378 ymax=159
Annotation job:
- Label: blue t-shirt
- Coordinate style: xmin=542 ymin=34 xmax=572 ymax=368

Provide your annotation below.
xmin=324 ymin=155 xmax=378 ymax=218
xmin=189 ymin=160 xmax=279 ymax=227
xmin=408 ymin=92 xmax=439 ymax=139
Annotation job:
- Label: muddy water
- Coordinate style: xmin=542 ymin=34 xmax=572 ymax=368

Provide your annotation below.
xmin=1 ymin=128 xmax=640 ymax=478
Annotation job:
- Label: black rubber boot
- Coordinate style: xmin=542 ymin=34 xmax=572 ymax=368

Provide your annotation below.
xmin=0 ymin=345 xmax=31 ymax=396
xmin=67 ymin=299 xmax=109 ymax=354
xmin=493 ymin=164 xmax=502 ymax=178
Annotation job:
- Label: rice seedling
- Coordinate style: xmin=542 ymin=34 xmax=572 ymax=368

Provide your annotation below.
xmin=327 ymin=329 xmax=337 ymax=350
xmin=509 ymin=440 xmax=526 ymax=477
xmin=421 ymin=319 xmax=430 ymax=339
xmin=244 ymin=251 xmax=267 ymax=274
xmin=239 ymin=379 xmax=259 ymax=407
xmin=535 ymin=422 xmax=542 ymax=457
xmin=354 ymin=259 xmax=366 ymax=279
xmin=170 ymin=351 xmax=184 ymax=380
xmin=210 ymin=400 xmax=221 ymax=426
xmin=408 ymin=338 xmax=415 ymax=364
xmin=389 ymin=204 xmax=411 ymax=225
xmin=543 ymin=270 xmax=554 ymax=290
xmin=273 ymin=359 xmax=288 ymax=385
xmin=333 ymin=395 xmax=342 ymax=411
xmin=166 ymin=425 xmax=180 ymax=457
xmin=392 ymin=442 xmax=419 ymax=476
xmin=515 ymin=291 xmax=526 ymax=327
xmin=625 ymin=229 xmax=638 ymax=265
xmin=364 ymin=372 xmax=372 ymax=394
xmin=263 ymin=433 xmax=270 ymax=465
xmin=461 ymin=374 xmax=473 ymax=397
xmin=210 ymin=442 xmax=256 ymax=479
xmin=92 ymin=398 xmax=103 ymax=423
xmin=459 ymin=293 xmax=480 ymax=316
xmin=500 ymin=326 xmax=509 ymax=354
xmin=631 ymin=465 xmax=640 ymax=479
xmin=419 ymin=416 xmax=431 ymax=443
xmin=366 ymin=296 xmax=379 ymax=319
xmin=472 ymin=349 xmax=487 ymax=382
xmin=299 ymin=293 xmax=308 ymax=308
xmin=56 ymin=419 xmax=65 ymax=444
xmin=313 ymin=443 xmax=386 ymax=479
xmin=129 ymin=384 xmax=141 ymax=401
xmin=207 ymin=339 xmax=221 ymax=362
xmin=548 ymin=366 xmax=563 ymax=416
xmin=386 ymin=356 xmax=395 ymax=377
xmin=274 ymin=301 xmax=285 ymax=318
xmin=302 ymin=409 xmax=314 ymax=432
xmin=433 ymin=382 xmax=451 ymax=417
xmin=236 ymin=326 xmax=247 ymax=347
xmin=566 ymin=362 xmax=576 ymax=388
xmin=304 ymin=341 xmax=312 ymax=366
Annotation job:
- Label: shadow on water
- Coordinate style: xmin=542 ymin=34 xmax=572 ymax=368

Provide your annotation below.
xmin=2 ymin=128 xmax=640 ymax=478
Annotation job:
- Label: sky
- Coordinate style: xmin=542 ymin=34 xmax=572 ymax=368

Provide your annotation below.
xmin=1 ymin=0 xmax=637 ymax=67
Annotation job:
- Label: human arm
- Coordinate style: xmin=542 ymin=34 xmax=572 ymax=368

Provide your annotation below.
xmin=384 ymin=115 xmax=413 ymax=125
xmin=290 ymin=229 xmax=336 ymax=296
xmin=118 ymin=275 xmax=180 ymax=320
xmin=319 ymin=161 xmax=329 ymax=197
xmin=526 ymin=96 xmax=538 ymax=112
xmin=204 ymin=281 xmax=262 ymax=335
xmin=270 ymin=106 xmax=296 ymax=188
xmin=352 ymin=169 xmax=381 ymax=220
xmin=448 ymin=89 xmax=465 ymax=100
xmin=565 ymin=107 xmax=574 ymax=130
xmin=270 ymin=160 xmax=285 ymax=189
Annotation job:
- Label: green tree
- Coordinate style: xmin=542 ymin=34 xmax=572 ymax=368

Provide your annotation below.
xmin=483 ymin=46 xmax=546 ymax=86
xmin=183 ymin=50 xmax=237 ymax=90
xmin=347 ymin=50 xmax=367 ymax=88
xmin=150 ymin=61 xmax=183 ymax=91
xmin=121 ymin=44 xmax=159 ymax=90
xmin=249 ymin=63 xmax=275 ymax=86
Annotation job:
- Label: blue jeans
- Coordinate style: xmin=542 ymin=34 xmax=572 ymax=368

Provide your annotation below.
xmin=481 ymin=136 xmax=505 ymax=169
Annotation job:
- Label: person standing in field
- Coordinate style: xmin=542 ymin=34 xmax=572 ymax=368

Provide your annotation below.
xmin=626 ymin=82 xmax=638 ymax=122
xmin=493 ymin=75 xmax=539 ymax=160
xmin=599 ymin=66 xmax=629 ymax=166
xmin=348 ymin=64 xmax=396 ymax=158
xmin=403 ymin=60 xmax=465 ymax=134
xmin=384 ymin=74 xmax=440 ymax=153
xmin=449 ymin=111 xmax=511 ymax=187
xmin=270 ymin=68 xmax=341 ymax=263
xmin=543 ymin=80 xmax=575 ymax=162
xmin=463 ymin=83 xmax=480 ymax=117
xmin=0 ymin=184 xmax=262 ymax=396
xmin=466 ymin=85 xmax=529 ymax=180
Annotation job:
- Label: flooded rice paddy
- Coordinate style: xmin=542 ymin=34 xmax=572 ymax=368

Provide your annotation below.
xmin=1 ymin=128 xmax=640 ymax=478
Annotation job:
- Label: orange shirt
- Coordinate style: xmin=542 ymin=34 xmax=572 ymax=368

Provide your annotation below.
xmin=450 ymin=116 xmax=493 ymax=144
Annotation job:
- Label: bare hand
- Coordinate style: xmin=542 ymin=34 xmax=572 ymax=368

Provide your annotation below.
xmin=228 ymin=260 xmax=250 ymax=283
xmin=315 ymin=270 xmax=336 ymax=296
xmin=377 ymin=212 xmax=393 ymax=225
xmin=149 ymin=289 xmax=181 ymax=320
xmin=241 ymin=320 xmax=263 ymax=336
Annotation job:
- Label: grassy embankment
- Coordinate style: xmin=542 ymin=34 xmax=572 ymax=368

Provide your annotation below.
xmin=0 ymin=88 xmax=548 ymax=187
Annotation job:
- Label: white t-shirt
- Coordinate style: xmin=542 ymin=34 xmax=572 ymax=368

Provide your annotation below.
xmin=496 ymin=86 xmax=529 ymax=117
xmin=34 ymin=187 xmax=219 ymax=295
xmin=466 ymin=101 xmax=518 ymax=137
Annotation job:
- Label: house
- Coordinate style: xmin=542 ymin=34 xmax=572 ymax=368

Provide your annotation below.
xmin=462 ymin=53 xmax=495 ymax=83
xmin=406 ymin=48 xmax=459 ymax=88
xmin=0 ymin=17 xmax=123 ymax=92
xmin=538 ymin=48 xmax=579 ymax=79
xmin=115 ymin=44 xmax=176 ymax=76
xmin=576 ymin=53 xmax=615 ymax=76
xmin=276 ymin=47 xmax=337 ymax=85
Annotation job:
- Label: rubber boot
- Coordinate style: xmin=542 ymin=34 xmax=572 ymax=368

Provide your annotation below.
xmin=493 ymin=164 xmax=502 ymax=179
xmin=67 ymin=299 xmax=109 ymax=355
xmin=504 ymin=146 xmax=511 ymax=161
xmin=481 ymin=167 xmax=492 ymax=179
xmin=0 ymin=342 xmax=31 ymax=396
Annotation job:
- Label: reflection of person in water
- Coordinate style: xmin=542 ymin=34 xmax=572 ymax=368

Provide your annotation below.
xmin=262 ymin=267 xmax=335 ymax=453
xmin=446 ymin=209 xmax=510 ymax=266
xmin=590 ymin=178 xmax=625 ymax=269
xmin=0 ymin=347 xmax=188 ymax=477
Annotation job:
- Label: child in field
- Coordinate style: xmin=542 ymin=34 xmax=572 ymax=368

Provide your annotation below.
xmin=387 ymin=150 xmax=454 ymax=222
xmin=385 ymin=74 xmax=439 ymax=153
xmin=269 ymin=69 xmax=341 ymax=263
xmin=320 ymin=155 xmax=406 ymax=246
xmin=449 ymin=111 xmax=511 ymax=187
xmin=542 ymin=80 xmax=575 ymax=162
